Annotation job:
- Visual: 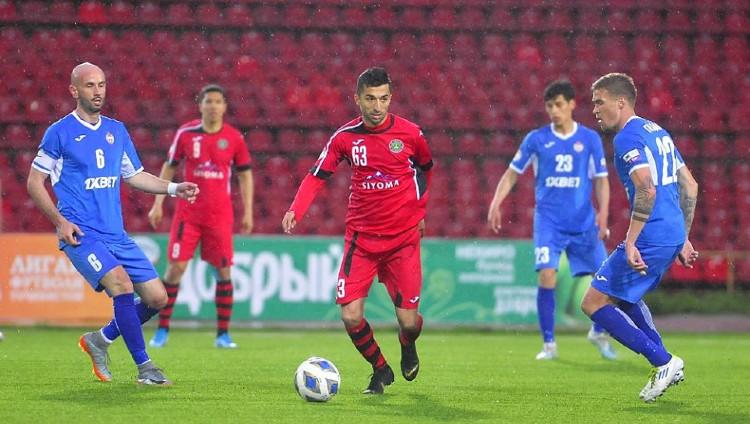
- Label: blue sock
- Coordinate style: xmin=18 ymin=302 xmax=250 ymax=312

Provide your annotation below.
xmin=112 ymin=293 xmax=150 ymax=365
xmin=592 ymin=322 xmax=606 ymax=333
xmin=618 ymin=300 xmax=663 ymax=347
xmin=537 ymin=287 xmax=555 ymax=343
xmin=101 ymin=298 xmax=160 ymax=341
xmin=591 ymin=304 xmax=671 ymax=366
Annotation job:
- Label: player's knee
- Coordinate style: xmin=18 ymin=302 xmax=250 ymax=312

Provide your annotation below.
xmin=149 ymin=291 xmax=168 ymax=310
xmin=538 ymin=269 xmax=557 ymax=288
xmin=340 ymin=311 xmax=363 ymax=329
xmin=580 ymin=291 xmax=601 ymax=317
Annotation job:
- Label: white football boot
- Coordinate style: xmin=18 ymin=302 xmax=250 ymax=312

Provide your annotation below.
xmin=535 ymin=342 xmax=558 ymax=360
xmin=587 ymin=327 xmax=617 ymax=360
xmin=640 ymin=355 xmax=685 ymax=402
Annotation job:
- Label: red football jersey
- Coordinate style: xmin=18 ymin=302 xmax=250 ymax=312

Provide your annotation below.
xmin=311 ymin=113 xmax=433 ymax=236
xmin=167 ymin=119 xmax=251 ymax=220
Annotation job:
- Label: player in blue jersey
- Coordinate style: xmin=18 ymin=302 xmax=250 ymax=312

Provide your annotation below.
xmin=488 ymin=80 xmax=616 ymax=360
xmin=27 ymin=62 xmax=200 ymax=385
xmin=583 ymin=73 xmax=699 ymax=402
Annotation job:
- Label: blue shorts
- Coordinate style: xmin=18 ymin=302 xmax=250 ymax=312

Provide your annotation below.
xmin=62 ymin=235 xmax=159 ymax=292
xmin=593 ymin=242 xmax=682 ymax=303
xmin=533 ymin=224 xmax=607 ymax=276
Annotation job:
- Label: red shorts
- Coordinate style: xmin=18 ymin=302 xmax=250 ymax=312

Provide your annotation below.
xmin=167 ymin=215 xmax=233 ymax=268
xmin=336 ymin=226 xmax=422 ymax=309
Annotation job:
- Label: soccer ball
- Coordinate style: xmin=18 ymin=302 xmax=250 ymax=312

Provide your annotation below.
xmin=293 ymin=357 xmax=340 ymax=402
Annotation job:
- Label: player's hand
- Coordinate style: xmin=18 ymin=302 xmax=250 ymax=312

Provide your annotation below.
xmin=282 ymin=211 xmax=297 ymax=234
xmin=56 ymin=218 xmax=84 ymax=246
xmin=176 ymin=182 xmax=199 ymax=203
xmin=625 ymin=241 xmax=648 ymax=275
xmin=487 ymin=203 xmax=503 ymax=234
xmin=418 ymin=219 xmax=425 ymax=238
xmin=147 ymin=205 xmax=163 ymax=229
xmin=678 ymin=240 xmax=699 ymax=268
xmin=596 ymin=212 xmax=610 ymax=240
xmin=241 ymin=212 xmax=254 ymax=234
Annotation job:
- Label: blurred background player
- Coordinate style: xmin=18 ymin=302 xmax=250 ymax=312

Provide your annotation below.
xmin=147 ymin=84 xmax=254 ymax=349
xmin=487 ymin=80 xmax=616 ymax=360
xmin=27 ymin=62 xmax=199 ymax=385
xmin=282 ymin=67 xmax=433 ymax=394
xmin=583 ymin=73 xmax=699 ymax=402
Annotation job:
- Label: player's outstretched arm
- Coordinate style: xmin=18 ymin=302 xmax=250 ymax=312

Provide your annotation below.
xmin=677 ymin=166 xmax=699 ymax=267
xmin=27 ymin=168 xmax=84 ymax=245
xmin=594 ymin=176 xmax=611 ymax=240
xmin=147 ymin=162 xmax=178 ymax=229
xmin=487 ymin=169 xmax=518 ymax=234
xmin=625 ymin=167 xmax=656 ymax=274
xmin=125 ymin=171 xmax=199 ymax=203
xmin=282 ymin=174 xmax=327 ymax=234
xmin=238 ymin=169 xmax=254 ymax=234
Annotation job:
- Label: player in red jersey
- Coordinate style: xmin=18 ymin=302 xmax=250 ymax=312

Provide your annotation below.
xmin=282 ymin=67 xmax=433 ymax=394
xmin=147 ymin=84 xmax=254 ymax=349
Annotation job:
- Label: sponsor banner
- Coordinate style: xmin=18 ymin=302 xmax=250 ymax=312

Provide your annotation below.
xmin=0 ymin=234 xmax=590 ymax=326
xmin=133 ymin=235 xmax=589 ymax=326
xmin=0 ymin=234 xmax=112 ymax=324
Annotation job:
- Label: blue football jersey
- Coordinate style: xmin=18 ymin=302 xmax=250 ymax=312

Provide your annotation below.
xmin=510 ymin=122 xmax=608 ymax=232
xmin=613 ymin=116 xmax=686 ymax=246
xmin=32 ymin=112 xmax=144 ymax=241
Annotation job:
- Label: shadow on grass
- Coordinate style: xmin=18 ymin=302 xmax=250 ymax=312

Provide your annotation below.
xmin=554 ymin=357 xmax=644 ymax=375
xmin=36 ymin=382 xmax=224 ymax=406
xmin=621 ymin=400 xmax=749 ymax=424
xmin=352 ymin=392 xmax=491 ymax=422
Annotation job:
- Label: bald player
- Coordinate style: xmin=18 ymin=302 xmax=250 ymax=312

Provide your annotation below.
xmin=27 ymin=62 xmax=200 ymax=385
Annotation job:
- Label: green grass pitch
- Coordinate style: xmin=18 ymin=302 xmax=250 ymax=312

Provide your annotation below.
xmin=0 ymin=327 xmax=748 ymax=423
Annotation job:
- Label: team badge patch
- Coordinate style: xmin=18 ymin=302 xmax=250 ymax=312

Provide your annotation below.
xmin=573 ymin=141 xmax=584 ymax=152
xmin=106 ymin=132 xmax=114 ymax=144
xmin=623 ymin=149 xmax=641 ymax=163
xmin=218 ymin=138 xmax=229 ymax=150
xmin=389 ymin=139 xmax=404 ymax=153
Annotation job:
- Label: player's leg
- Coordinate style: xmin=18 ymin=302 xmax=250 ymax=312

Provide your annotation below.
xmin=582 ymin=244 xmax=684 ymax=401
xmin=336 ymin=231 xmax=391 ymax=394
xmin=568 ymin=230 xmax=617 ymax=359
xmin=64 ymin=237 xmax=121 ymax=382
xmin=99 ymin=238 xmax=166 ymax=342
xmin=618 ymin=299 xmax=663 ymax=347
xmin=201 ymin=223 xmax=236 ymax=348
xmin=151 ymin=218 xmax=199 ymax=347
xmin=213 ymin=266 xmax=236 ymax=348
xmin=533 ymin=227 xmax=565 ymax=359
xmin=379 ymin=227 xmax=423 ymax=381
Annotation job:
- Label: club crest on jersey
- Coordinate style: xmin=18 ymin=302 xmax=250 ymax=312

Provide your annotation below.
xmin=106 ymin=132 xmax=114 ymax=144
xmin=573 ymin=141 xmax=584 ymax=152
xmin=218 ymin=138 xmax=229 ymax=150
xmin=389 ymin=139 xmax=404 ymax=153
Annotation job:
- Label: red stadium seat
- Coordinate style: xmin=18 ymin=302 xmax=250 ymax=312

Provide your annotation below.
xmin=18 ymin=1 xmax=47 ymax=21
xmin=78 ymin=1 xmax=107 ymax=24
xmin=108 ymin=1 xmax=135 ymax=24
xmin=726 ymin=11 xmax=750 ymax=33
xmin=165 ymin=3 xmax=193 ymax=25
xmin=225 ymin=4 xmax=253 ymax=27
xmin=430 ymin=6 xmax=458 ymax=30
xmin=0 ymin=0 xmax=16 ymax=21
xmin=136 ymin=2 xmax=161 ymax=24
xmin=457 ymin=6 xmax=486 ymax=30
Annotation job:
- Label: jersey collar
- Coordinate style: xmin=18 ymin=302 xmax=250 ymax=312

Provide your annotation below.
xmin=550 ymin=122 xmax=578 ymax=140
xmin=71 ymin=111 xmax=102 ymax=131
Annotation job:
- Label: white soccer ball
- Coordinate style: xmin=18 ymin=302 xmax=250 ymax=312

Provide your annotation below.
xmin=294 ymin=356 xmax=340 ymax=402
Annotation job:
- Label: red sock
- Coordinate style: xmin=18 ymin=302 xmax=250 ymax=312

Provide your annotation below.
xmin=399 ymin=313 xmax=424 ymax=346
xmin=346 ymin=318 xmax=387 ymax=369
xmin=158 ymin=283 xmax=179 ymax=330
xmin=215 ymin=280 xmax=233 ymax=335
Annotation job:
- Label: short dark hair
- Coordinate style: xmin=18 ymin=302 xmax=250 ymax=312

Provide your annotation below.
xmin=591 ymin=73 xmax=637 ymax=105
xmin=543 ymin=80 xmax=575 ymax=102
xmin=197 ymin=84 xmax=226 ymax=103
xmin=356 ymin=67 xmax=392 ymax=95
